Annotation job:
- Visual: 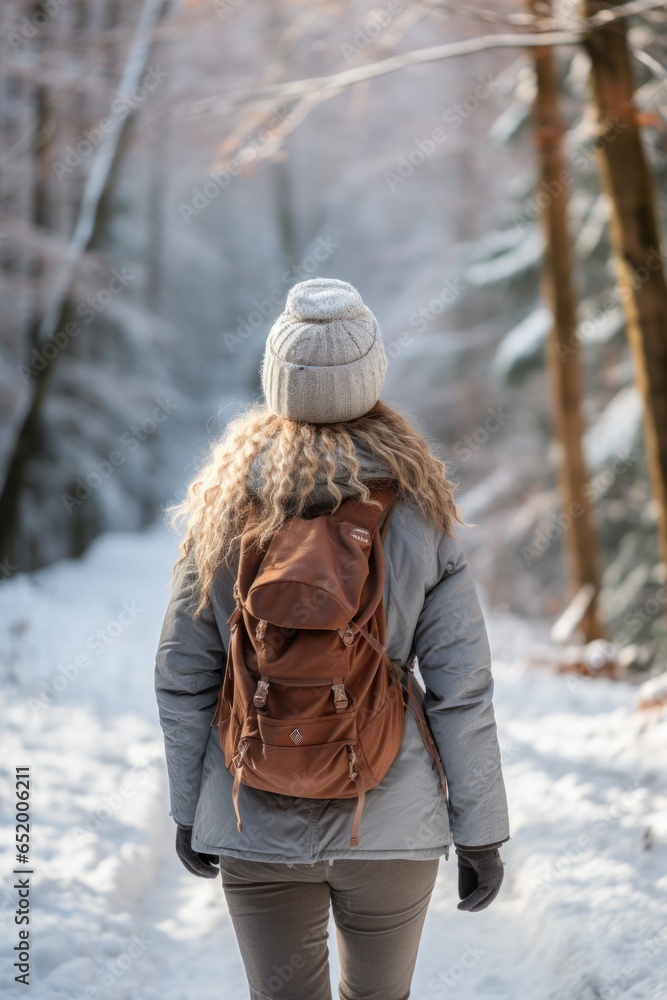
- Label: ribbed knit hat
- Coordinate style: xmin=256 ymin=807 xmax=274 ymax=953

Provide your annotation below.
xmin=260 ymin=277 xmax=387 ymax=424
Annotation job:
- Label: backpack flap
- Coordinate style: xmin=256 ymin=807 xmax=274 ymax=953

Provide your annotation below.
xmin=244 ymin=513 xmax=372 ymax=630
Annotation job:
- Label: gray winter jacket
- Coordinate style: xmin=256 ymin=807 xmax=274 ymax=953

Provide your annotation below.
xmin=155 ymin=464 xmax=510 ymax=864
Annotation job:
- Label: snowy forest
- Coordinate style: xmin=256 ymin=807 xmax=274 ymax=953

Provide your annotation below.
xmin=2 ymin=0 xmax=667 ymax=997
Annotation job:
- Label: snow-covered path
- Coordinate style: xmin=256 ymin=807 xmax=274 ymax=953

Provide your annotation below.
xmin=1 ymin=526 xmax=666 ymax=1000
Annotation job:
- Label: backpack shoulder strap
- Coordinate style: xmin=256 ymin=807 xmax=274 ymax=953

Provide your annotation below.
xmin=379 ymin=497 xmax=396 ymax=543
xmin=332 ymin=481 xmax=397 ymax=534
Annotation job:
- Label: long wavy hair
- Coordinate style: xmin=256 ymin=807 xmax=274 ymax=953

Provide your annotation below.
xmin=169 ymin=400 xmax=463 ymax=615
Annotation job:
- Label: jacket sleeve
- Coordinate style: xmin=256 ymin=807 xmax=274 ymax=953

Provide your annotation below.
xmin=154 ymin=552 xmax=225 ymax=827
xmin=412 ymin=532 xmax=510 ymax=848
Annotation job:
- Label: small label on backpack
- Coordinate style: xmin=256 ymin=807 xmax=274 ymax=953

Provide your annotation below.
xmin=350 ymin=528 xmax=371 ymax=544
xmin=290 ymin=728 xmax=304 ymax=745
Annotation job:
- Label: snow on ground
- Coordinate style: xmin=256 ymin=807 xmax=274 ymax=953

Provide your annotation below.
xmin=1 ymin=524 xmax=667 ymax=1000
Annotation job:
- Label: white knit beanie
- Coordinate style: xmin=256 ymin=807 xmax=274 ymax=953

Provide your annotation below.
xmin=260 ymin=277 xmax=387 ymax=424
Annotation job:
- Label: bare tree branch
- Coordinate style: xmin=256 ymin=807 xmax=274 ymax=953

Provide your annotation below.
xmin=630 ymin=44 xmax=667 ymax=80
xmin=173 ymin=31 xmax=582 ymax=119
xmin=172 ymin=0 xmax=666 ymax=121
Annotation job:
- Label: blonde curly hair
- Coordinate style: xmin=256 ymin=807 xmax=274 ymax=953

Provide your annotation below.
xmin=169 ymin=400 xmax=462 ymax=615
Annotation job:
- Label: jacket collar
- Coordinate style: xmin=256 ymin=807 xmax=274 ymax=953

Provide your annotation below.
xmin=248 ymin=439 xmax=393 ymax=512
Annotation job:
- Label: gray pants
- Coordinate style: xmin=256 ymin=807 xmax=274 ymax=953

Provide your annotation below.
xmin=219 ymin=855 xmax=440 ymax=1000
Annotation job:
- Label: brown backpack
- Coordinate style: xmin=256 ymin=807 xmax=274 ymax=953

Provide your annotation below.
xmin=211 ymin=482 xmax=447 ymax=849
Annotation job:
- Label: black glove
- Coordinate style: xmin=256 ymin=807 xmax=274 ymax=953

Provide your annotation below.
xmin=455 ymin=844 xmax=505 ymax=912
xmin=176 ymin=824 xmax=220 ymax=879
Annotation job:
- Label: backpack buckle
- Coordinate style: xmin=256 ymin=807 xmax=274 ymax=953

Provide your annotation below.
xmin=253 ymin=679 xmax=270 ymax=708
xmin=227 ymin=606 xmax=243 ymax=631
xmin=338 ymin=625 xmax=355 ymax=647
xmin=332 ymin=682 xmax=348 ymax=711
xmin=255 ymin=619 xmax=267 ymax=649
xmin=227 ymin=582 xmax=243 ymax=631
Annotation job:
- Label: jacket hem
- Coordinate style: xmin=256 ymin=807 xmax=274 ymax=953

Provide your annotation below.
xmin=453 ymin=834 xmax=510 ymax=851
xmin=194 ymin=839 xmax=451 ymax=864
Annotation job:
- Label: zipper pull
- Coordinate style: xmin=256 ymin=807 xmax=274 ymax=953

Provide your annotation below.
xmin=331 ymin=682 xmax=348 ymax=712
xmin=347 ymin=745 xmax=357 ymax=781
xmin=253 ymin=679 xmax=270 ymax=709
xmin=232 ymin=739 xmax=249 ymax=769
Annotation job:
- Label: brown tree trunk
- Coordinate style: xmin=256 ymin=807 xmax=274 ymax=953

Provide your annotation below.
xmin=529 ymin=6 xmax=604 ymax=640
xmin=584 ymin=0 xmax=667 ymax=587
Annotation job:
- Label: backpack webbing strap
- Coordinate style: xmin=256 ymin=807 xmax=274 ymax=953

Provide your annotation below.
xmin=232 ymin=763 xmax=243 ymax=832
xmin=231 ymin=741 xmax=249 ymax=832
xmin=347 ymin=620 xmax=386 ymax=657
xmin=393 ymin=658 xmax=447 ymax=794
xmin=348 ymin=747 xmax=366 ymax=848
xmin=404 ymin=671 xmax=447 ymax=793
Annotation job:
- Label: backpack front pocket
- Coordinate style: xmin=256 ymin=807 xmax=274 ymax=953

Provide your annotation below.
xmin=238 ymin=737 xmax=359 ymax=799
xmin=254 ymin=710 xmax=357 ymax=747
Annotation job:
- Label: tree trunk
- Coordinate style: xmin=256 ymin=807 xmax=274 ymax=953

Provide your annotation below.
xmin=0 ymin=0 xmax=168 ymax=570
xmin=146 ymin=2 xmax=171 ymax=314
xmin=265 ymin=0 xmax=298 ymax=271
xmin=529 ymin=4 xmax=604 ymax=640
xmin=584 ymin=0 xmax=667 ymax=587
